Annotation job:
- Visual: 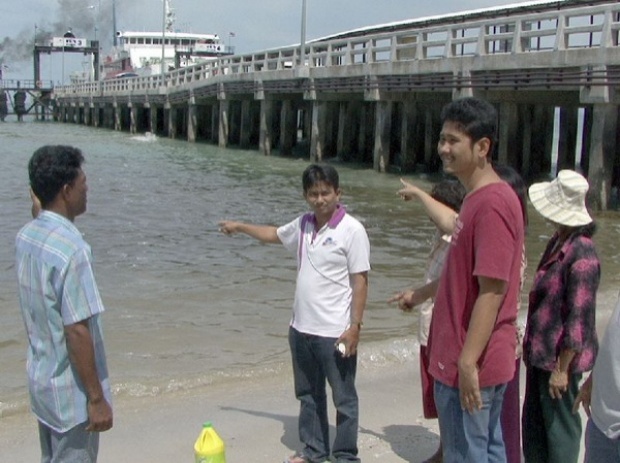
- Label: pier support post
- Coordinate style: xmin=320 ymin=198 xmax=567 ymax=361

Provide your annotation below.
xmin=92 ymin=105 xmax=100 ymax=128
xmin=209 ymin=104 xmax=218 ymax=144
xmin=280 ymin=99 xmax=296 ymax=156
xmin=113 ymin=103 xmax=121 ymax=131
xmin=148 ymin=105 xmax=157 ymax=134
xmin=498 ymin=102 xmax=519 ymax=166
xmin=218 ymin=100 xmax=229 ymax=147
xmin=557 ymin=106 xmax=579 ymax=171
xmin=84 ymin=106 xmax=91 ymax=126
xmin=303 ymin=103 xmax=312 ymax=145
xmin=337 ymin=102 xmax=347 ymax=159
xmin=68 ymin=106 xmax=76 ymax=124
xmin=424 ymin=105 xmax=438 ymax=168
xmin=240 ymin=100 xmax=252 ymax=149
xmin=310 ymin=100 xmax=326 ymax=162
xmin=580 ymin=107 xmax=594 ymax=173
xmin=259 ymin=99 xmax=273 ymax=155
xmin=129 ymin=104 xmax=137 ymax=134
xmin=102 ymin=106 xmax=109 ymax=129
xmin=168 ymin=107 xmax=178 ymax=139
xmin=229 ymin=101 xmax=241 ymax=145
xmin=337 ymin=101 xmax=360 ymax=161
xmin=373 ymin=101 xmax=392 ymax=172
xmin=187 ymin=102 xmax=197 ymax=143
xmin=400 ymin=100 xmax=418 ymax=171
xmin=587 ymin=103 xmax=617 ymax=210
xmin=529 ymin=105 xmax=555 ymax=177
xmin=357 ymin=104 xmax=371 ymax=163
xmin=337 ymin=102 xmax=359 ymax=160
xmin=520 ymin=105 xmax=534 ymax=179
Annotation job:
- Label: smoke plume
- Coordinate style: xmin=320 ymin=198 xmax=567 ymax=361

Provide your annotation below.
xmin=0 ymin=0 xmax=115 ymax=69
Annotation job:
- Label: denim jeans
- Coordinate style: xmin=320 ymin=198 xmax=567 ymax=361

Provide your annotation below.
xmin=288 ymin=327 xmax=359 ymax=463
xmin=585 ymin=418 xmax=620 ymax=463
xmin=434 ymin=380 xmax=507 ymax=463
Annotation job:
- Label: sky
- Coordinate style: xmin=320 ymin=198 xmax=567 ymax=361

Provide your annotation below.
xmin=0 ymin=0 xmax=538 ymax=82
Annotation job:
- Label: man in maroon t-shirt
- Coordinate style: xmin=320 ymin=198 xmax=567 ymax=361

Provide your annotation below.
xmin=427 ymin=97 xmax=524 ymax=463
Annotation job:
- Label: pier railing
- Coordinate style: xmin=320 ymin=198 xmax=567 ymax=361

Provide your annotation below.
xmin=0 ymin=79 xmax=53 ymax=90
xmin=54 ymin=1 xmax=620 ymax=98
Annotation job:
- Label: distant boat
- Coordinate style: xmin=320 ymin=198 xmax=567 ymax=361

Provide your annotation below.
xmin=102 ymin=0 xmax=233 ymax=79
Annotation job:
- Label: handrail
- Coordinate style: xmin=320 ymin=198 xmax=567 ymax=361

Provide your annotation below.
xmin=53 ymin=1 xmax=620 ymax=98
xmin=0 ymin=79 xmax=53 ymax=90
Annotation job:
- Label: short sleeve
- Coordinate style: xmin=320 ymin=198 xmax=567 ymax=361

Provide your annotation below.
xmin=61 ymin=246 xmax=105 ymax=325
xmin=277 ymin=216 xmax=302 ymax=254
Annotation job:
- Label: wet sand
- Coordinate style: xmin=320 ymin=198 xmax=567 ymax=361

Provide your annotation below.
xmin=1 ymin=360 xmax=444 ymax=462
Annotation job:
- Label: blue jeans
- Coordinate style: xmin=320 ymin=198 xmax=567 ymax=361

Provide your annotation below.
xmin=585 ymin=418 xmax=620 ymax=463
xmin=434 ymin=380 xmax=507 ymax=463
xmin=288 ymin=327 xmax=359 ymax=463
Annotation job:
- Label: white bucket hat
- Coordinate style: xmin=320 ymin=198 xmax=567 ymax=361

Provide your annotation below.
xmin=528 ymin=169 xmax=593 ymax=227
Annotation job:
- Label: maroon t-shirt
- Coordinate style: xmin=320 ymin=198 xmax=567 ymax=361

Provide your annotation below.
xmin=428 ymin=181 xmax=524 ymax=388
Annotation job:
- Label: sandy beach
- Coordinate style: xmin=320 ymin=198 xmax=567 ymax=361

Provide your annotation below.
xmin=1 ymin=347 xmax=590 ymax=463
xmin=1 ymin=358 xmax=443 ymax=463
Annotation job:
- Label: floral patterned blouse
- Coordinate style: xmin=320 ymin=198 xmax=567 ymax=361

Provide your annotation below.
xmin=523 ymin=230 xmax=600 ymax=373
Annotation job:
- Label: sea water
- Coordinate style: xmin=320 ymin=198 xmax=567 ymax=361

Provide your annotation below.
xmin=1 ymin=119 xmax=619 ymax=419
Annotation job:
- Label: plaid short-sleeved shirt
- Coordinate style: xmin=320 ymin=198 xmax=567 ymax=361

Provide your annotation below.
xmin=15 ymin=211 xmax=111 ymax=432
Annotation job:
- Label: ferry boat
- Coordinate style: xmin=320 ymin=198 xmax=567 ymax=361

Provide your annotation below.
xmin=102 ymin=0 xmax=233 ymax=79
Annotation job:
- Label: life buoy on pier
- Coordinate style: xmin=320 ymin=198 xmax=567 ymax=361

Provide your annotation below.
xmin=36 ymin=80 xmax=43 ymax=89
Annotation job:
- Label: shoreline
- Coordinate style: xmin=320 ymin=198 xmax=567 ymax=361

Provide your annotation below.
xmin=3 ymin=313 xmax=609 ymax=462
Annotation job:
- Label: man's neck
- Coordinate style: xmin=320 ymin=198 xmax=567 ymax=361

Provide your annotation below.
xmin=44 ymin=204 xmax=74 ymax=222
xmin=459 ymin=164 xmax=501 ymax=192
xmin=314 ymin=205 xmax=342 ymax=229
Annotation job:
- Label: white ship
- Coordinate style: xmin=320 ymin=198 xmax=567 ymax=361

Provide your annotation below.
xmin=102 ymin=0 xmax=232 ymax=79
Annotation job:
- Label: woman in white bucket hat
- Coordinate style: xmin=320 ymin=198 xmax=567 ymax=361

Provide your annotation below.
xmin=522 ymin=169 xmax=600 ymax=463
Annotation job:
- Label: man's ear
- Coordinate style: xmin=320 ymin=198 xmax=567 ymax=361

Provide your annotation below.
xmin=476 ymin=137 xmax=491 ymax=159
xmin=59 ymin=183 xmax=73 ymax=201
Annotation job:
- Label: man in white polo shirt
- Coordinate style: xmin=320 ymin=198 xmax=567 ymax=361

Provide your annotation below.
xmin=219 ymin=164 xmax=370 ymax=463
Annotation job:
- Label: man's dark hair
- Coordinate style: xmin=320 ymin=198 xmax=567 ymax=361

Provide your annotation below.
xmin=440 ymin=97 xmax=498 ymax=158
xmin=29 ymin=145 xmax=84 ymax=207
xmin=302 ymin=164 xmax=339 ymax=193
xmin=431 ymin=179 xmax=466 ymax=212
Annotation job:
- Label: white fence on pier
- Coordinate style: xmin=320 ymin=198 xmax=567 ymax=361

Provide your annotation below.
xmin=54 ymin=1 xmax=620 ymax=98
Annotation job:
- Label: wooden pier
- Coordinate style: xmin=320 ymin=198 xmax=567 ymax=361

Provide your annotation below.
xmin=52 ymin=0 xmax=620 ymax=210
xmin=0 ymin=79 xmax=54 ymax=121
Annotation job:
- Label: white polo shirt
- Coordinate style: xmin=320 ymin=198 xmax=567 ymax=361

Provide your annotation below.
xmin=277 ymin=206 xmax=370 ymax=338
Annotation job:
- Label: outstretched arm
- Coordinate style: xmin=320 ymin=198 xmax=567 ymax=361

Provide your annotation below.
xmin=219 ymin=221 xmax=281 ymax=244
xmin=398 ymin=178 xmax=458 ymax=234
xmin=388 ymin=279 xmax=439 ymax=312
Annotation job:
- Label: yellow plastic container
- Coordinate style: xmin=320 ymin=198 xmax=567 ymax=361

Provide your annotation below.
xmin=194 ymin=422 xmax=226 ymax=463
